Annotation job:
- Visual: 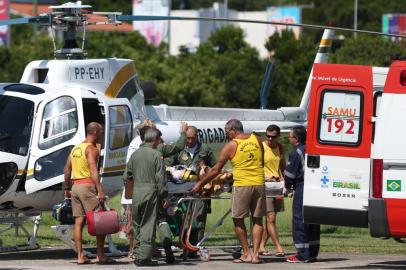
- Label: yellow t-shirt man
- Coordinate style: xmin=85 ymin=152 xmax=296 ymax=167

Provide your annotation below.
xmin=70 ymin=142 xmax=92 ymax=179
xmin=231 ymin=134 xmax=264 ymax=186
xmin=263 ymin=141 xmax=283 ymax=179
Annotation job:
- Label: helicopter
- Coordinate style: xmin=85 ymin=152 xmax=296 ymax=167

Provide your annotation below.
xmin=0 ymin=1 xmax=403 ymax=251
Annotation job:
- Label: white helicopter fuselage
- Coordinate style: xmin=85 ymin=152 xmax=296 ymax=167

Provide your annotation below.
xmin=0 ymin=57 xmax=306 ymax=214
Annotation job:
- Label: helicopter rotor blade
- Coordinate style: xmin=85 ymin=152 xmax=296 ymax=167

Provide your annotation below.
xmin=0 ymin=16 xmax=50 ymax=26
xmin=117 ymin=15 xmax=406 ymax=39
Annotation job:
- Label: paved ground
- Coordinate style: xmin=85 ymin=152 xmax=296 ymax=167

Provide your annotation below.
xmin=0 ymin=247 xmax=405 ymax=270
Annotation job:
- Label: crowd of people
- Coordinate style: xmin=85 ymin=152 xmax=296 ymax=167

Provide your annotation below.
xmin=63 ymin=119 xmax=320 ymax=266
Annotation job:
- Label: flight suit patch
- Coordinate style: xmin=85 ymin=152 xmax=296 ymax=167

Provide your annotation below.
xmin=181 ymin=153 xmax=189 ymax=161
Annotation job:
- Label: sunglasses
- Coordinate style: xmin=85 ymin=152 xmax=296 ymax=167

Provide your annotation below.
xmin=266 ymin=134 xmax=279 ymax=139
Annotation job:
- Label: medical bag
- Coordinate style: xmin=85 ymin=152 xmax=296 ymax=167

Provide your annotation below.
xmin=86 ymin=202 xmax=120 ymax=236
xmin=52 ymin=198 xmax=74 ymax=225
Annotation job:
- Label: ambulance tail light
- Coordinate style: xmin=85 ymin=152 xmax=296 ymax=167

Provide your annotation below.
xmin=401 ymin=70 xmax=406 ymax=86
xmin=372 ymin=159 xmax=383 ymax=198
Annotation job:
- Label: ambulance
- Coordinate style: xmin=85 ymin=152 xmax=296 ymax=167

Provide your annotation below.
xmin=303 ymin=61 xmax=406 ymax=238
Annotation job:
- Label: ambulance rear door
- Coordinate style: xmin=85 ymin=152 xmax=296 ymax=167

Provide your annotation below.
xmin=304 ymin=64 xmax=374 ymax=227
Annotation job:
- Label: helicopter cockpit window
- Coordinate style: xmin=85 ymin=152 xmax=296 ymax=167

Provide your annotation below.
xmin=109 ymin=105 xmax=132 ymax=150
xmin=117 ymin=78 xmax=138 ymax=99
xmin=39 ymin=96 xmax=78 ymax=150
xmin=0 ymin=96 xmax=34 ymax=156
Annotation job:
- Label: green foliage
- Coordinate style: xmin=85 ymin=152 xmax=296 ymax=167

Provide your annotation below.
xmin=331 ymin=35 xmax=406 ymax=66
xmin=89 ymin=0 xmax=132 ymax=15
xmin=297 ymin=0 xmax=406 ymax=33
xmin=154 ymin=26 xmax=264 ymax=108
xmin=264 ymin=30 xmax=315 ymax=108
xmin=0 ymin=33 xmax=53 ymax=82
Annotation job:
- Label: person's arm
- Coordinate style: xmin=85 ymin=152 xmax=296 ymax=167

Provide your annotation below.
xmin=192 ymin=141 xmax=234 ymax=193
xmin=164 ymin=152 xmax=179 ymax=167
xmin=157 ymin=122 xmax=188 ymax=158
xmin=255 ymin=135 xmax=265 ymax=167
xmin=63 ymin=156 xmax=72 ymax=198
xmin=158 ymin=133 xmax=186 ymax=158
xmin=87 ymin=146 xmax=105 ymax=202
xmin=279 ymin=143 xmax=286 ymax=173
xmin=284 ymin=150 xmax=301 ymax=190
xmin=123 ymin=153 xmax=134 ymax=185
xmin=124 ymin=153 xmax=134 ymax=183
xmin=122 ymin=155 xmax=135 ymax=199
xmin=155 ymin=154 xmax=168 ymax=199
xmin=204 ymin=145 xmax=217 ymax=168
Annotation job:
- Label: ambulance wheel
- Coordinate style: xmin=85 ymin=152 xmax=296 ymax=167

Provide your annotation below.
xmin=199 ymin=249 xmax=210 ymax=262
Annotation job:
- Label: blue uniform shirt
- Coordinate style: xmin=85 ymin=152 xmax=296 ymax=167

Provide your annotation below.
xmin=284 ymin=144 xmax=305 ymax=189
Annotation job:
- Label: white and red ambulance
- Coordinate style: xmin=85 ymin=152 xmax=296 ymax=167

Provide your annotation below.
xmin=303 ymin=61 xmax=406 ymax=238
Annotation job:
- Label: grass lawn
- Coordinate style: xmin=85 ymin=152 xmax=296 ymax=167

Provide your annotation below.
xmin=0 ymin=194 xmax=404 ymax=254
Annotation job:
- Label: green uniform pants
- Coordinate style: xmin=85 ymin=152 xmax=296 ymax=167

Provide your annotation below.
xmin=157 ymin=200 xmax=173 ymax=247
xmin=133 ymin=186 xmax=158 ymax=261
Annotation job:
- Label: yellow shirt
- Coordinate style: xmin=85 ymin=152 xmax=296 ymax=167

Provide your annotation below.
xmin=70 ymin=142 xmax=92 ymax=179
xmin=231 ymin=134 xmax=264 ymax=186
xmin=263 ymin=141 xmax=282 ymax=179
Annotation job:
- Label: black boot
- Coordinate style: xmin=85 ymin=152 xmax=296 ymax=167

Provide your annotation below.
xmin=164 ymin=244 xmax=176 ymax=264
xmin=134 ymin=259 xmax=158 ymax=266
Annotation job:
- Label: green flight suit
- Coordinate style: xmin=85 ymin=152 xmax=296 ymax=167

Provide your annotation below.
xmin=156 ymin=133 xmax=186 ymax=246
xmin=125 ymin=143 xmax=166 ymax=261
xmin=166 ymin=142 xmax=216 ymax=247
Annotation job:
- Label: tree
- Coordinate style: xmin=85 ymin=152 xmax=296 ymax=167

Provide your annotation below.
xmin=331 ymin=35 xmax=406 ymax=66
xmin=264 ymin=30 xmax=315 ymax=108
xmin=0 ymin=33 xmax=53 ymax=82
xmin=157 ymin=26 xmax=265 ymax=108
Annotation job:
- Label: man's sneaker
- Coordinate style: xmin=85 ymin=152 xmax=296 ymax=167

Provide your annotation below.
xmin=286 ymin=255 xmax=307 ymax=263
xmin=307 ymin=257 xmax=317 ymax=263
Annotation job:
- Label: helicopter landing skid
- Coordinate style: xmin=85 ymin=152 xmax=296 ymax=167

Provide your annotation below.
xmin=0 ymin=214 xmax=40 ymax=253
xmin=51 ymin=225 xmax=125 ymax=257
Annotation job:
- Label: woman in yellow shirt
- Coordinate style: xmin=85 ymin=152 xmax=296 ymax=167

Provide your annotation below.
xmin=259 ymin=124 xmax=286 ymax=257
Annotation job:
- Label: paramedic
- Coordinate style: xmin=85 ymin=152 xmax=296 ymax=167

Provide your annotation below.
xmin=121 ymin=122 xmax=153 ymax=260
xmin=123 ymin=121 xmax=188 ymax=264
xmin=165 ymin=126 xmax=216 ymax=258
xmin=284 ymin=125 xmax=320 ymax=263
xmin=125 ymin=128 xmax=165 ymax=266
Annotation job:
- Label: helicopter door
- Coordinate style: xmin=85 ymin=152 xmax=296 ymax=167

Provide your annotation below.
xmin=25 ymin=91 xmax=84 ymax=194
xmin=100 ymin=98 xmax=133 ymax=190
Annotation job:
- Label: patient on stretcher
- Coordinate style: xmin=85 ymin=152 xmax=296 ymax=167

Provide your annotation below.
xmin=166 ymin=163 xmax=233 ymax=196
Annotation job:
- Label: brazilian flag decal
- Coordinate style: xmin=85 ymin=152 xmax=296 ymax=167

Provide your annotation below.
xmin=387 ymin=180 xmax=401 ymax=192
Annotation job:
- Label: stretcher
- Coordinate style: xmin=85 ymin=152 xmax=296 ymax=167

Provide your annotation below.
xmin=166 ymin=166 xmax=238 ymax=262
xmin=166 ymin=167 xmax=285 ymax=262
xmin=168 ymin=194 xmax=238 ymax=262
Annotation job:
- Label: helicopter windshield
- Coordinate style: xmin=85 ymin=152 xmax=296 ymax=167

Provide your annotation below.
xmin=0 ymin=95 xmax=34 ymax=156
